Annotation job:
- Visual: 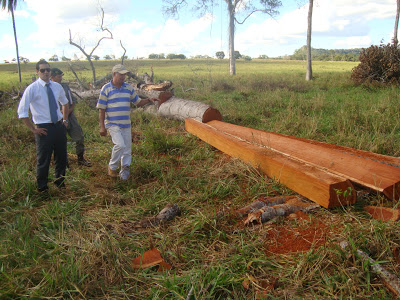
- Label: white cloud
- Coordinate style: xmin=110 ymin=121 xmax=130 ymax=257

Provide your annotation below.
xmin=0 ymin=0 xmax=397 ymax=62
xmin=234 ymin=0 xmax=396 ymax=56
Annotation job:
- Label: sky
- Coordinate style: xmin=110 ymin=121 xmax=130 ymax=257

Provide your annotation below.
xmin=0 ymin=0 xmax=397 ymax=62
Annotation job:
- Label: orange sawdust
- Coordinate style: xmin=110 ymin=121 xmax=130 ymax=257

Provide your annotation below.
xmin=265 ymin=216 xmax=328 ymax=255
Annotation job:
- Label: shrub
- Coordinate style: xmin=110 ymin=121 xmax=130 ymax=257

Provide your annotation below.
xmin=351 ymin=43 xmax=400 ymax=85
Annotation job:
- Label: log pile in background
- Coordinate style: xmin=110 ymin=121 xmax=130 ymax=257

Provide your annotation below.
xmin=139 ymin=80 xmax=222 ymax=123
xmin=74 ymin=77 xmax=222 ymax=123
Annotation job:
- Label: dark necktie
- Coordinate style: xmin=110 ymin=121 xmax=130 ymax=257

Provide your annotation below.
xmin=46 ymin=83 xmax=58 ymax=124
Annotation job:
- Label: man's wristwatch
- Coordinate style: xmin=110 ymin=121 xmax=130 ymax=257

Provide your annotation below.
xmin=63 ymin=119 xmax=68 ymax=124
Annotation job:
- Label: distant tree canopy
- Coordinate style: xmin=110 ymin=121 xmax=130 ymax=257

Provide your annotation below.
xmin=92 ymin=55 xmax=100 ymax=60
xmin=216 ymin=51 xmax=225 ymax=59
xmin=61 ymin=56 xmax=71 ymax=61
xmin=290 ymin=46 xmax=360 ymax=62
xmin=148 ymin=53 xmax=165 ymax=59
xmin=166 ymin=53 xmax=186 ymax=59
xmin=49 ymin=54 xmax=59 ymax=62
xmin=234 ymin=51 xmax=242 ymax=59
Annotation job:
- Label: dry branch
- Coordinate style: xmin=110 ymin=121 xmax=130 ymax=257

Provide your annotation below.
xmin=235 ymin=195 xmax=297 ymax=218
xmin=119 ymin=203 xmax=181 ymax=231
xmin=244 ymin=197 xmax=320 ymax=225
xmin=340 ymin=240 xmax=400 ymax=298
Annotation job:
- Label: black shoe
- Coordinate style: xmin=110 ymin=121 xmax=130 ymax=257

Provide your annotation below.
xmin=38 ymin=186 xmax=49 ymax=193
xmin=54 ymin=178 xmax=66 ymax=189
xmin=78 ymin=157 xmax=92 ymax=167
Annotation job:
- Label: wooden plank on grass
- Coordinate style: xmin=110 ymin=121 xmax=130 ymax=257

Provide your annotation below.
xmin=206 ymin=120 xmax=400 ymax=201
xmin=185 ymin=118 xmax=356 ymax=208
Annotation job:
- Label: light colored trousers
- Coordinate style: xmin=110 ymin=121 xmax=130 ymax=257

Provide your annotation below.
xmin=107 ymin=125 xmax=131 ymax=170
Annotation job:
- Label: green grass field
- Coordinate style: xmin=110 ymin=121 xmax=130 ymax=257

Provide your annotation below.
xmin=0 ymin=59 xmax=400 ymax=299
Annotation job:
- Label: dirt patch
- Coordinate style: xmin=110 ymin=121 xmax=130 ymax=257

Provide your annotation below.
xmin=264 ymin=214 xmax=329 ymax=255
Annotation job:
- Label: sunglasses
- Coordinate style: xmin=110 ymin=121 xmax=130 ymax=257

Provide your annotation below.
xmin=39 ymin=68 xmax=51 ymax=73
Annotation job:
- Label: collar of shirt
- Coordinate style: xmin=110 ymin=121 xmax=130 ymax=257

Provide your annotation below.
xmin=38 ymin=77 xmax=50 ymax=87
xmin=110 ymin=80 xmax=126 ymax=90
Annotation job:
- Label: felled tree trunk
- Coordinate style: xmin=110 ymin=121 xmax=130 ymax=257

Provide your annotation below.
xmin=156 ymin=97 xmax=223 ymax=123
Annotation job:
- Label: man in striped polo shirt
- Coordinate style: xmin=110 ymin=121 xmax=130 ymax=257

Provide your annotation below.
xmin=97 ymin=64 xmax=153 ymax=180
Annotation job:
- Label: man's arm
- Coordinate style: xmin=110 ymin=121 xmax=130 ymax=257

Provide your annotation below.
xmin=99 ymin=108 xmax=107 ymax=136
xmin=62 ymin=104 xmax=69 ymax=127
xmin=136 ymin=98 xmax=155 ymax=108
xmin=68 ymin=103 xmax=75 ymax=116
xmin=21 ymin=117 xmax=47 ymax=136
xmin=66 ymin=85 xmax=76 ymax=116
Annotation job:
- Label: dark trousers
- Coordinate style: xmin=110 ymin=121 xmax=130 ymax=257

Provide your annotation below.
xmin=35 ymin=121 xmax=67 ymax=190
xmin=66 ymin=112 xmax=85 ymax=157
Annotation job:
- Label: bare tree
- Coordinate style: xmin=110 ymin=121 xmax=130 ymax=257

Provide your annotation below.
xmin=1 ymin=0 xmax=23 ymax=83
xmin=394 ymin=0 xmax=400 ymax=46
xmin=306 ymin=0 xmax=313 ymax=81
xmin=69 ymin=7 xmax=113 ymax=87
xmin=162 ymin=0 xmax=281 ymax=75
xmin=120 ymin=40 xmax=127 ymax=65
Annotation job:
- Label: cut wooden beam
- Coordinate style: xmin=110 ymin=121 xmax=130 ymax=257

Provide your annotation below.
xmin=185 ymin=118 xmax=356 ymax=208
xmin=205 ymin=120 xmax=400 ymax=201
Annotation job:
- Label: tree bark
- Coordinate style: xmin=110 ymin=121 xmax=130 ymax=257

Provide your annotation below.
xmin=236 ymin=195 xmax=297 ymax=218
xmin=395 ymin=0 xmax=400 ymax=46
xmin=157 ymin=97 xmax=222 ymax=123
xmin=11 ymin=7 xmax=21 ymax=83
xmin=243 ymin=197 xmax=320 ymax=225
xmin=228 ymin=0 xmax=236 ymax=76
xmin=306 ymin=0 xmax=313 ymax=81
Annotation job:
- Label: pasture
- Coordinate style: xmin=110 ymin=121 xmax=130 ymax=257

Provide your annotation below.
xmin=0 ymin=59 xmax=399 ymax=299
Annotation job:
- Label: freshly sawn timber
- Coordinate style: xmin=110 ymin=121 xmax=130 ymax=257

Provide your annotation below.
xmin=185 ymin=118 xmax=356 ymax=208
xmin=204 ymin=120 xmax=400 ymax=201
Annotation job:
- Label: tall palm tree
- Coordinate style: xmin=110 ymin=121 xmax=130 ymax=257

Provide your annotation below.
xmin=1 ymin=0 xmax=23 ymax=83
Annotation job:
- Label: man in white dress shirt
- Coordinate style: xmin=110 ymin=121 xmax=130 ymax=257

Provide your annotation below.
xmin=17 ymin=59 xmax=69 ymax=193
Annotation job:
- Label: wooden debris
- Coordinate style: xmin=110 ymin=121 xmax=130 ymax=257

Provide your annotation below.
xmin=120 ymin=203 xmax=181 ymax=231
xmin=364 ymin=206 xmax=400 ymax=222
xmin=132 ymin=247 xmax=171 ymax=271
xmin=205 ymin=120 xmax=400 ymax=201
xmin=244 ymin=197 xmax=320 ymax=225
xmin=235 ymin=195 xmax=297 ymax=218
xmin=139 ymin=80 xmax=173 ymax=91
xmin=185 ymin=118 xmax=356 ymax=208
xmin=340 ymin=240 xmax=400 ymax=298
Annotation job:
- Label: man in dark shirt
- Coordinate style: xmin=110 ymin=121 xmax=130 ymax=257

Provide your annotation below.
xmin=51 ymin=68 xmax=91 ymax=167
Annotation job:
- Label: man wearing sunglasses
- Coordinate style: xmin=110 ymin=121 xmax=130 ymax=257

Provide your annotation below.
xmin=17 ymin=59 xmax=69 ymax=193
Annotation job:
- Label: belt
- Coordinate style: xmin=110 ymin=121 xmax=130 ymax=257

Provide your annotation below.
xmin=37 ymin=120 xmax=62 ymax=126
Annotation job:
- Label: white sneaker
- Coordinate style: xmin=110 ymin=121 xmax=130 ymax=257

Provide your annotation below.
xmin=120 ymin=166 xmax=130 ymax=181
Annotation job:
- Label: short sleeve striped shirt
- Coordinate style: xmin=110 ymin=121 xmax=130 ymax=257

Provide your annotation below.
xmin=96 ymin=81 xmax=139 ymax=128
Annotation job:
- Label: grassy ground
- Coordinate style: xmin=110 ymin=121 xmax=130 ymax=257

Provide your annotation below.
xmin=0 ymin=59 xmax=400 ymax=299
